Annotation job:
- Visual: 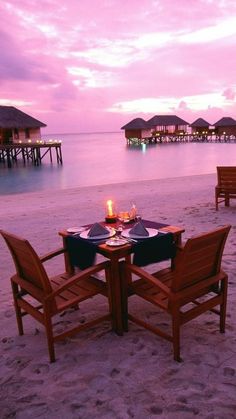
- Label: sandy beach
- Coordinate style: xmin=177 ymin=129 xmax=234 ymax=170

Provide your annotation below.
xmin=1 ymin=172 xmax=236 ymax=419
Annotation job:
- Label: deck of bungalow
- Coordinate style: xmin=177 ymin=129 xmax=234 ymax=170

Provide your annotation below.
xmin=0 ymin=140 xmax=63 ymax=168
xmin=0 ymin=106 xmax=63 ymax=168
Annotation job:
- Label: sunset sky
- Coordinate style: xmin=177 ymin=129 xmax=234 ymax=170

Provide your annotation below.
xmin=1 ymin=0 xmax=236 ymax=134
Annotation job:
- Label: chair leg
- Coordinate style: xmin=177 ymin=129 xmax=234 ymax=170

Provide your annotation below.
xmin=105 ymin=265 xmax=113 ymax=317
xmin=11 ymin=281 xmax=24 ymax=335
xmin=225 ymin=193 xmax=229 ymax=207
xmin=172 ymin=310 xmax=181 ymax=362
xmin=44 ymin=307 xmax=55 ymax=362
xmin=120 ymin=261 xmax=129 ymax=332
xmin=215 ymin=192 xmax=218 ymax=210
xmin=220 ymin=278 xmax=228 ymax=333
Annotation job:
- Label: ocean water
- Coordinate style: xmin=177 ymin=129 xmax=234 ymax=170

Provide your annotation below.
xmin=1 ymin=131 xmax=236 ymax=195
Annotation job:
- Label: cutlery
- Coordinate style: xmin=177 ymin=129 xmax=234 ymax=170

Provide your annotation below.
xmin=124 ymin=237 xmax=138 ymax=243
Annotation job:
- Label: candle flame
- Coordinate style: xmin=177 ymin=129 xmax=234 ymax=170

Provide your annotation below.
xmin=107 ymin=200 xmax=113 ymax=216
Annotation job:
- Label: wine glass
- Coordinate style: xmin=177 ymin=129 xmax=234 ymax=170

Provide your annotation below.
xmin=116 ymin=212 xmax=126 ymax=236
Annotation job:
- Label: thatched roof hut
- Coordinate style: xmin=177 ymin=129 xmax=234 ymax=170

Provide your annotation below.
xmin=0 ymin=106 xmax=46 ymax=128
xmin=121 ymin=118 xmax=151 ymax=140
xmin=147 ymin=115 xmax=189 ymax=127
xmin=190 ymin=118 xmax=212 ymax=134
xmin=190 ymin=118 xmax=210 ymax=128
xmin=147 ymin=115 xmax=189 ymax=134
xmin=213 ymin=117 xmax=236 ymax=136
xmin=0 ymin=106 xmax=46 ymax=143
xmin=121 ymin=118 xmax=148 ymax=130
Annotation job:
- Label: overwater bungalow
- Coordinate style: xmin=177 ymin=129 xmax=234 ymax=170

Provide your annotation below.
xmin=121 ymin=114 xmax=236 ymax=144
xmin=0 ymin=106 xmax=46 ymax=144
xmin=190 ymin=118 xmax=212 ymax=135
xmin=121 ymin=118 xmax=152 ymax=143
xmin=213 ymin=117 xmax=236 ymax=136
xmin=147 ymin=115 xmax=189 ymax=136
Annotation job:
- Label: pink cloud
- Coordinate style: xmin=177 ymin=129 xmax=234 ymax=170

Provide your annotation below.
xmin=0 ymin=0 xmax=236 ymax=133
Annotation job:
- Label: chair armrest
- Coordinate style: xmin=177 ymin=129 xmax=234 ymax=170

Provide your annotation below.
xmin=40 ymin=247 xmax=65 ymax=263
xmin=45 ymin=260 xmax=110 ymax=300
xmin=175 ymin=271 xmax=227 ymax=301
xmin=126 ymin=263 xmax=170 ymax=296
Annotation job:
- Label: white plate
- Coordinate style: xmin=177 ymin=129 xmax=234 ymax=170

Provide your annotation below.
xmin=106 ymin=238 xmax=128 ymax=247
xmin=80 ymin=227 xmax=115 ymax=240
xmin=67 ymin=227 xmax=85 ymax=234
xmin=122 ymin=227 xmax=158 ymax=239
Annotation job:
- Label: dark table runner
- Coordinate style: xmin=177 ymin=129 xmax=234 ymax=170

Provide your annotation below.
xmin=65 ymin=220 xmax=175 ymax=269
xmin=132 ymin=231 xmax=175 ymax=266
xmin=66 ymin=235 xmax=97 ymax=270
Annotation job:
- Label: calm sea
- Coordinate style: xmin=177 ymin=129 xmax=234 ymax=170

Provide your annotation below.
xmin=1 ymin=131 xmax=236 ymax=195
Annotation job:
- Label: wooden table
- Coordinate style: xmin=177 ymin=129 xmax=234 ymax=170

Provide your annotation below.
xmin=59 ymin=223 xmax=185 ymax=335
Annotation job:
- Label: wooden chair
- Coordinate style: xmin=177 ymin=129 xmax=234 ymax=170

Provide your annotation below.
xmin=121 ymin=225 xmax=231 ymax=361
xmin=1 ymin=230 xmax=112 ymax=362
xmin=215 ymin=166 xmax=236 ymax=210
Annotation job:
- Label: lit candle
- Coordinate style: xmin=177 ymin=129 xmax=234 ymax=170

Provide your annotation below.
xmin=107 ymin=199 xmax=113 ymax=216
xmin=105 ymin=200 xmax=117 ymax=223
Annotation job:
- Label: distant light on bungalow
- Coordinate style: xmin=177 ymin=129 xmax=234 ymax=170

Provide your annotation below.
xmin=223 ymin=131 xmax=226 ymax=135
xmin=141 ymin=143 xmax=147 ymax=153
xmin=28 ymin=139 xmax=31 ymax=143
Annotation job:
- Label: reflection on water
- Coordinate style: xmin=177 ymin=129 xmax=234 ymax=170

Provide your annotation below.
xmin=1 ymin=131 xmax=236 ymax=195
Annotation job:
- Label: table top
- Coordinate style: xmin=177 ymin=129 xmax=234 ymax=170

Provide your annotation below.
xmin=59 ymin=221 xmax=185 ymax=258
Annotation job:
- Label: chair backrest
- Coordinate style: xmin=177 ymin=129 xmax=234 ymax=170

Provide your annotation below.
xmin=0 ymin=230 xmax=53 ymax=295
xmin=172 ymin=225 xmax=231 ymax=292
xmin=217 ymin=166 xmax=236 ymax=189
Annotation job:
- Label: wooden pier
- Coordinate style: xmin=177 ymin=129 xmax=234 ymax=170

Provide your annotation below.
xmin=0 ymin=141 xmax=63 ymax=168
xmin=126 ymin=133 xmax=236 ymax=146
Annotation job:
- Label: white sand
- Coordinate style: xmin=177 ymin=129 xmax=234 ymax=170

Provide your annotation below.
xmin=1 ymin=173 xmax=236 ymax=418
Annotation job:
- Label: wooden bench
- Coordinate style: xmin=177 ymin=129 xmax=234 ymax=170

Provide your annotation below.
xmin=215 ymin=166 xmax=236 ymax=210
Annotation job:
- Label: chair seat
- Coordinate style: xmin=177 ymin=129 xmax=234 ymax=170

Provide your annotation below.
xmin=51 ymin=273 xmax=108 ymax=312
xmin=129 ymin=267 xmax=172 ymax=310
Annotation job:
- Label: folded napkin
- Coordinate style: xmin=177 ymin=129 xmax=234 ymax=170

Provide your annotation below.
xmin=129 ymin=221 xmax=149 ymax=236
xmin=87 ymin=223 xmax=109 ymax=237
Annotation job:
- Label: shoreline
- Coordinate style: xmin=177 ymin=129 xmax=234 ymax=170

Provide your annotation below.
xmin=2 ymin=171 xmax=216 ymax=198
xmin=1 ymin=172 xmax=236 ymax=418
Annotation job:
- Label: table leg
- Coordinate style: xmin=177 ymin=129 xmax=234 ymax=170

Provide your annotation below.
xmin=119 ymin=260 xmax=129 ymax=332
xmin=62 ymin=237 xmax=75 ymax=275
xmin=109 ymin=257 xmax=123 ymax=336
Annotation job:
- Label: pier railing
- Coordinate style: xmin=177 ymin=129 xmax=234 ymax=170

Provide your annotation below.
xmin=126 ymin=133 xmax=236 ymax=145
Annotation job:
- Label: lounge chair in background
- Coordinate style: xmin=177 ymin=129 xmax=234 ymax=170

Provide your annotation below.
xmin=215 ymin=166 xmax=236 ymax=210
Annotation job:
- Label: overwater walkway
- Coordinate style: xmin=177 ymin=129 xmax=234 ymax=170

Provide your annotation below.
xmin=0 ymin=141 xmax=63 ymax=167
